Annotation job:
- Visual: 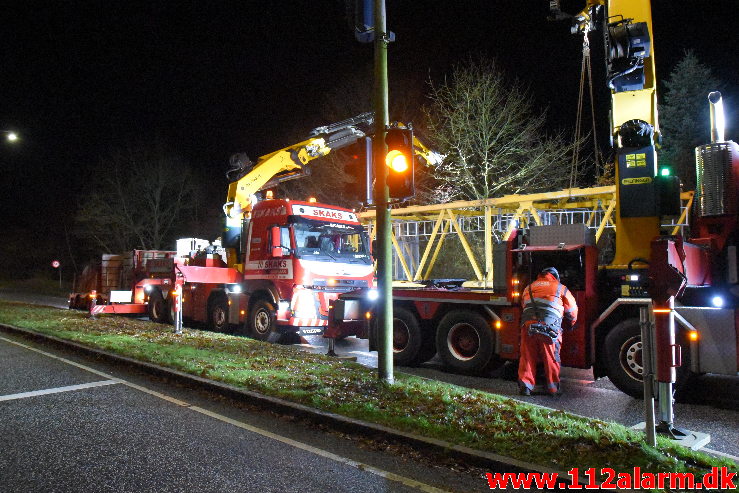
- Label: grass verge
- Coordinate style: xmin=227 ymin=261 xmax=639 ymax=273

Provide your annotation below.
xmin=0 ymin=301 xmax=735 ymax=488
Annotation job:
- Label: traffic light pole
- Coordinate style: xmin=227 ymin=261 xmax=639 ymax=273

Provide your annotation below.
xmin=373 ymin=0 xmax=394 ymax=385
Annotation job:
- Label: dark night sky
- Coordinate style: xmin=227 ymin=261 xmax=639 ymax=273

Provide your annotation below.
xmin=1 ymin=1 xmax=737 ymax=269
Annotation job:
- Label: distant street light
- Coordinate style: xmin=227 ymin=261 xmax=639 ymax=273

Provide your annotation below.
xmin=3 ymin=130 xmax=19 ymax=143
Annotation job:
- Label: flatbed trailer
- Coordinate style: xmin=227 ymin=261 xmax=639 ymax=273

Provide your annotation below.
xmin=69 ymin=249 xmax=176 ymax=311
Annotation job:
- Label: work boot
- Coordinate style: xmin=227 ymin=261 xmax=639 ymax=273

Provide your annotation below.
xmin=547 ymin=383 xmax=561 ymax=397
xmin=519 ymin=386 xmax=531 ymax=396
xmin=547 ymin=386 xmax=562 ymax=397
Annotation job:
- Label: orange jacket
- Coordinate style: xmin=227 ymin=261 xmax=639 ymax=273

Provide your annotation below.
xmin=521 ymin=272 xmax=578 ymax=328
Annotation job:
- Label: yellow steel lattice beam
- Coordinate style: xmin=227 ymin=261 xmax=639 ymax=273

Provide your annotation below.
xmin=414 ymin=210 xmax=446 ymax=281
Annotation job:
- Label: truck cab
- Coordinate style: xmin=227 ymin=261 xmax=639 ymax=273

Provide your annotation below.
xmin=239 ymin=198 xmax=374 ymax=339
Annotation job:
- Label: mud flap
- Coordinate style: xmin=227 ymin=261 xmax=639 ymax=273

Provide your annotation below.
xmin=368 ymin=318 xmax=378 ymax=352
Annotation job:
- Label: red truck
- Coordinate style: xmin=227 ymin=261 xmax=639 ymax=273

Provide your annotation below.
xmin=328 ymin=0 xmax=739 ymax=416
xmin=81 ymin=198 xmax=374 ymax=341
xmin=77 ymin=114 xmax=383 ymax=342
xmin=326 ymin=208 xmax=738 ymax=399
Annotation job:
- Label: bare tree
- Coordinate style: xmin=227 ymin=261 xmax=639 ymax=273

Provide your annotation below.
xmin=75 ymin=146 xmax=196 ymax=252
xmin=422 ymin=57 xmax=580 ymax=201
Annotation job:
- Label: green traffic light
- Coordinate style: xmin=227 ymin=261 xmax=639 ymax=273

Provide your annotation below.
xmin=659 ymin=167 xmax=671 ymax=177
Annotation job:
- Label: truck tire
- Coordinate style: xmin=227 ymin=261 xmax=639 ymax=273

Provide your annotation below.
xmin=247 ymin=300 xmax=281 ymax=343
xmin=207 ymin=296 xmax=230 ymax=333
xmin=436 ymin=310 xmax=495 ymax=373
xmin=392 ymin=307 xmax=433 ymax=367
xmin=605 ymin=318 xmax=695 ymax=400
xmin=604 ymin=319 xmax=644 ymax=398
xmin=148 ymin=289 xmax=168 ymax=323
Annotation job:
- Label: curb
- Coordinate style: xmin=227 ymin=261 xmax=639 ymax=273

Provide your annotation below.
xmin=0 ymin=322 xmax=576 ymax=481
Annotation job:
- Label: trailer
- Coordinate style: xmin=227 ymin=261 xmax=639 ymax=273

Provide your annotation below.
xmin=68 ymin=249 xmax=176 ymax=312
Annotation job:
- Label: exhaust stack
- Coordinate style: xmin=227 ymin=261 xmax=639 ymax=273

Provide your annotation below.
xmin=695 ymin=91 xmax=739 ymax=217
xmin=708 ymin=91 xmax=725 ymax=143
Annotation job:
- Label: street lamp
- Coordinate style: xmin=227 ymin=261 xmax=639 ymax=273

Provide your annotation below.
xmin=3 ymin=131 xmax=19 ymax=143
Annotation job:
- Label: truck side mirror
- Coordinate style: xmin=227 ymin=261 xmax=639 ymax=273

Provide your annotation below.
xmin=270 ymin=226 xmax=283 ymax=257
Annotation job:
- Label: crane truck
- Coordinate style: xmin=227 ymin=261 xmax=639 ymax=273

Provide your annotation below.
xmin=82 ymin=113 xmax=440 ymax=343
xmin=326 ymin=0 xmax=738 ymax=433
xmin=80 ymin=113 xmax=377 ymax=341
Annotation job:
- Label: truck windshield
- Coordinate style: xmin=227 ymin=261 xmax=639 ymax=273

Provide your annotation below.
xmin=292 ymin=219 xmax=371 ymax=264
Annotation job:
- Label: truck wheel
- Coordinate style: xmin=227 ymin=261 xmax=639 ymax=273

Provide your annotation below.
xmin=604 ymin=319 xmax=644 ymax=397
xmin=208 ymin=296 xmax=230 ymax=333
xmin=248 ymin=300 xmax=281 ymax=343
xmin=392 ymin=307 xmax=428 ymax=367
xmin=148 ymin=289 xmax=168 ymax=323
xmin=436 ymin=310 xmax=494 ymax=373
xmin=605 ymin=318 xmax=695 ymax=400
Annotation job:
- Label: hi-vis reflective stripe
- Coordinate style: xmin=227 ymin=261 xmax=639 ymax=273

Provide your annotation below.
xmin=289 ymin=318 xmax=327 ymax=327
xmin=91 ymin=305 xmax=107 ymax=315
xmin=526 ymin=297 xmax=563 ymax=311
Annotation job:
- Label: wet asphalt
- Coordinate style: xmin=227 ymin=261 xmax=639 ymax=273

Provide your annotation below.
xmin=1 ymin=332 xmax=498 ymax=493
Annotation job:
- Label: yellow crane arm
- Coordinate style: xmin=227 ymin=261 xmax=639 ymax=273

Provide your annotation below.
xmin=223 ymin=112 xmax=375 ymax=221
xmin=413 ymin=135 xmax=445 ymax=167
xmin=224 ymin=136 xmax=331 ymax=220
xmin=222 ymin=113 xmax=443 ymax=225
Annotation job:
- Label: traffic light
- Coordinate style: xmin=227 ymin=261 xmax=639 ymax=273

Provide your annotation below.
xmin=385 ymin=127 xmax=415 ymax=200
xmin=353 ymin=0 xmax=395 ymax=43
xmin=655 ymin=166 xmax=681 ymax=216
xmin=344 ymin=137 xmax=373 ymax=205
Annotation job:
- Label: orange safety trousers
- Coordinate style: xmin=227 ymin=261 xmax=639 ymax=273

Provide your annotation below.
xmin=517 ymin=273 xmax=577 ymax=393
xmin=518 ymin=325 xmax=562 ymax=393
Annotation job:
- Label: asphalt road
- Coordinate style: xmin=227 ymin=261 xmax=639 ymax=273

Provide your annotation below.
xmin=2 ymin=289 xmax=737 ymax=460
xmin=0 ymin=289 xmax=71 ymax=309
xmin=0 ymin=332 xmax=500 ymax=493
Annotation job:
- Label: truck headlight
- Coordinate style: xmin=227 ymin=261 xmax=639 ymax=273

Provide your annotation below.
xmin=367 ymin=289 xmax=379 ymax=301
xmin=228 ymin=284 xmax=242 ymax=294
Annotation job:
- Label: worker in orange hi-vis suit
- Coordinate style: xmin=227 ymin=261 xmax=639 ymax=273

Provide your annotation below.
xmin=518 ymin=267 xmax=578 ymax=396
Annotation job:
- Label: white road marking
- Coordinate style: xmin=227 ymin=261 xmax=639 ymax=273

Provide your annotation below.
xmin=0 ymin=335 xmax=451 ymax=493
xmin=349 ymin=350 xmax=376 ymax=357
xmin=0 ymin=380 xmax=119 ymax=402
xmin=559 ymin=377 xmax=596 ymax=385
